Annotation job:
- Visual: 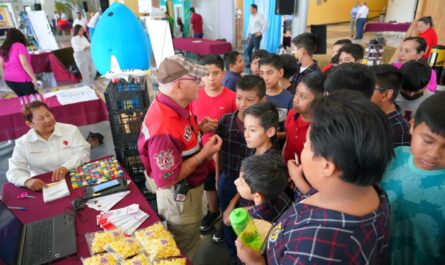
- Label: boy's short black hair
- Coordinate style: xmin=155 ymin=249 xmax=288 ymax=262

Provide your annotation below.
xmin=189 ymin=7 xmax=195 ymax=13
xmin=334 ymin=38 xmax=353 ymax=46
xmin=250 ymin=4 xmax=258 ymax=10
xmin=310 ymin=90 xmax=394 ymax=186
xmin=414 ymin=92 xmax=445 ymax=138
xmin=223 ymin=51 xmax=240 ymax=71
xmin=324 ymin=63 xmax=375 ymax=99
xmin=240 ymin=154 xmax=288 ymax=200
xmin=292 ymin=32 xmax=318 ymax=56
xmin=244 ymin=101 xmax=279 ymax=131
xmin=372 ymin=64 xmax=402 ymax=102
xmin=236 ymin=75 xmax=266 ymax=99
xmin=330 ymin=53 xmax=340 ymax=64
xmin=300 ymin=71 xmax=325 ymax=96
xmin=252 ymin=49 xmax=269 ymax=61
xmin=279 ymin=54 xmax=297 ymax=79
xmin=338 ymin=43 xmax=365 ymax=61
xmin=403 ymin=37 xmax=427 ymax=54
xmin=259 ymin=54 xmax=283 ymax=70
xmin=400 ymin=60 xmax=431 ymax=92
xmin=199 ymin=54 xmax=224 ymax=70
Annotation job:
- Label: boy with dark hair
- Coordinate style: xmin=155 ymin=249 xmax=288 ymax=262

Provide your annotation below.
xmin=237 ymin=90 xmax=393 ymax=264
xmin=222 ymin=51 xmax=244 ymax=91
xmin=279 ymin=54 xmax=297 ymax=91
xmin=259 ymin=54 xmax=293 ymax=136
xmin=396 ymin=60 xmax=433 ymax=121
xmin=283 ymin=71 xmax=324 ymax=162
xmin=289 ymin=32 xmax=320 ymax=94
xmin=324 ymin=63 xmax=375 ymax=99
xmin=371 ymin=64 xmax=411 ymax=147
xmin=250 ymin=49 xmax=269 ymax=75
xmin=213 ymin=75 xmax=265 ymax=253
xmin=338 ymin=43 xmax=365 ymax=64
xmin=382 ymin=93 xmax=445 ymax=265
xmin=235 ymin=154 xmax=291 ymax=222
xmin=191 ymin=54 xmax=236 ymax=232
xmin=322 ymin=38 xmax=353 ymax=72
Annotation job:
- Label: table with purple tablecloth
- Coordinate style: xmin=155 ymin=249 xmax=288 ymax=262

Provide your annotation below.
xmin=0 ymin=169 xmax=160 ymax=264
xmin=364 ymin=22 xmax=411 ymax=33
xmin=0 ymin=95 xmax=109 ymax=142
xmin=173 ymin=38 xmax=232 ymax=55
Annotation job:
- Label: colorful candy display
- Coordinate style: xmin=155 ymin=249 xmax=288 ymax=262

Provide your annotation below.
xmin=70 ymin=158 xmax=125 ymax=189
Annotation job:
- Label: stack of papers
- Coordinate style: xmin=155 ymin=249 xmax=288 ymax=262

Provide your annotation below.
xmin=97 ymin=204 xmax=149 ymax=235
xmin=42 ymin=179 xmax=70 ymax=203
xmin=43 ymin=86 xmax=98 ymax=105
xmin=86 ymin=191 xmax=131 ymax=212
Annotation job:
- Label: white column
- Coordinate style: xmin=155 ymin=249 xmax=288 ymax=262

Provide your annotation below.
xmin=217 ymin=0 xmax=235 ymax=45
xmin=291 ymin=0 xmax=309 ymax=37
xmin=41 ymin=0 xmax=56 ymax=20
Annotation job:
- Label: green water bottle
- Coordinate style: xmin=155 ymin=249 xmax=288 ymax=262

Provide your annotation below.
xmin=229 ymin=208 xmax=263 ymax=251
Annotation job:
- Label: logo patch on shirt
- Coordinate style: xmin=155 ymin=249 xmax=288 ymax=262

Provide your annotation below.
xmin=268 ymin=223 xmax=282 ymax=243
xmin=162 ymin=171 xmax=174 ymax=179
xmin=184 ymin=126 xmax=192 ymax=142
xmin=154 ymin=150 xmax=175 ymax=171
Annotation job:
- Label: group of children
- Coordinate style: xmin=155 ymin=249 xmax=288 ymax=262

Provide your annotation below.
xmin=188 ymin=31 xmax=445 ymax=264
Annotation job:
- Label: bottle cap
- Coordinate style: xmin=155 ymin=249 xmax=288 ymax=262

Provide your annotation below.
xmin=229 ymin=208 xmax=250 ymax=228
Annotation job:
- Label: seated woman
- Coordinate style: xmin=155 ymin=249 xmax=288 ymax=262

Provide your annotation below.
xmin=6 ymin=101 xmax=90 ymax=191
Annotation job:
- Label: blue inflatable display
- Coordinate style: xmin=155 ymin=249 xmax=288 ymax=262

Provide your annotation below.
xmin=91 ymin=2 xmax=152 ymax=75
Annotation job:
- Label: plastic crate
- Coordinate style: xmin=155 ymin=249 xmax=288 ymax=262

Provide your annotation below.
xmin=115 ymin=145 xmax=145 ymax=178
xmin=108 ymin=109 xmax=146 ymax=145
xmin=105 ymin=79 xmax=150 ymax=114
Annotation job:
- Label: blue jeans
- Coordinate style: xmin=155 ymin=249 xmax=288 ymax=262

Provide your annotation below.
xmin=193 ymin=33 xmax=203 ymax=38
xmin=217 ymin=172 xmax=238 ymax=257
xmin=355 ymin=18 xmax=367 ymax=39
xmin=246 ymin=34 xmax=262 ymax=63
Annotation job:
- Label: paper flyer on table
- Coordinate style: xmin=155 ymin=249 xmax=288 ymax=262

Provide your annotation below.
xmin=43 ymin=86 xmax=98 ymax=104
xmin=42 ymin=179 xmax=70 ymax=203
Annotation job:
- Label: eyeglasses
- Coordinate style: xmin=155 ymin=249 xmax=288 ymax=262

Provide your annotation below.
xmin=374 ymin=86 xmax=392 ymax=92
xmin=175 ymin=76 xmax=201 ymax=84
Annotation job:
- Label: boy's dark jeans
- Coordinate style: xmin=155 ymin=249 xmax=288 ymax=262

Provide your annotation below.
xmin=218 ymin=172 xmax=238 ymax=257
xmin=246 ymin=33 xmax=262 ymax=63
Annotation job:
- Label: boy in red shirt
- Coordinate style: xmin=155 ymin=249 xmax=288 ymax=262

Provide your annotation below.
xmin=189 ymin=7 xmax=203 ymax=38
xmin=191 ymin=55 xmax=236 ymax=232
xmin=283 ymin=71 xmax=324 ymax=162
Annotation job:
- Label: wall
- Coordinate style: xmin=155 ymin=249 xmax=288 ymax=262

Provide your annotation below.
xmin=306 ymin=0 xmax=387 ymax=25
xmin=385 ymin=0 xmax=416 ymax=22
xmin=109 ymin=0 xmax=140 ymax=16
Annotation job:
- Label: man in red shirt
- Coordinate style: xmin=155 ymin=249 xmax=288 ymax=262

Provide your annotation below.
xmin=189 ymin=7 xmax=203 ymax=38
xmin=138 ymin=54 xmax=222 ymax=259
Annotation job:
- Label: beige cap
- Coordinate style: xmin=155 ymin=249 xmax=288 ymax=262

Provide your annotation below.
xmin=156 ymin=54 xmax=208 ymax=84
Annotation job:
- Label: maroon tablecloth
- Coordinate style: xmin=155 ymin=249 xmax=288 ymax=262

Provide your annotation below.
xmin=173 ymin=38 xmax=232 ymax=55
xmin=0 ymin=95 xmax=109 ymax=142
xmin=1 ymin=171 xmax=160 ymax=264
xmin=30 ymin=51 xmax=52 ymax=74
xmin=364 ymin=22 xmax=411 ymax=33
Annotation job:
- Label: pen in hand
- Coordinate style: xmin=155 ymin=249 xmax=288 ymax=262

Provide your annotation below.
xmin=8 ymin=206 xmax=26 ymax=211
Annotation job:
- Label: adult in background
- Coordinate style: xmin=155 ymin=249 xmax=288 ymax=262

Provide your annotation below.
xmin=350 ymin=1 xmax=359 ymax=37
xmin=246 ymin=4 xmax=267 ymax=65
xmin=73 ymin=11 xmax=87 ymax=30
xmin=416 ymin=16 xmax=438 ymax=60
xmin=355 ymin=1 xmax=369 ymax=40
xmin=189 ymin=7 xmax=203 ymax=38
xmin=87 ymin=12 xmax=100 ymax=39
xmin=163 ymin=11 xmax=174 ymax=37
xmin=71 ymin=25 xmax=97 ymax=85
xmin=0 ymin=28 xmax=38 ymax=96
xmin=138 ymin=54 xmax=222 ymax=259
xmin=6 ymin=101 xmax=90 ymax=191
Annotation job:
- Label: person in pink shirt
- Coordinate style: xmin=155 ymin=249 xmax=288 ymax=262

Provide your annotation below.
xmin=191 ymin=54 xmax=236 ymax=233
xmin=0 ymin=28 xmax=38 ymax=96
xmin=394 ymin=37 xmax=437 ymax=92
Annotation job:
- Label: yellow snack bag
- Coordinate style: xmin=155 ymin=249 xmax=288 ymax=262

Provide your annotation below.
xmin=107 ymin=237 xmax=141 ymax=259
xmin=122 ymin=254 xmax=151 ymax=265
xmin=91 ymin=230 xmax=124 ymax=254
xmin=83 ymin=253 xmax=118 ymax=265
xmin=153 ymin=258 xmax=186 ymax=265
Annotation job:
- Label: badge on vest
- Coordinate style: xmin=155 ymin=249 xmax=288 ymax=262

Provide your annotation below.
xmin=154 ymin=150 xmax=175 ymax=170
xmin=184 ymin=126 xmax=192 ymax=142
xmin=268 ymin=223 xmax=282 ymax=243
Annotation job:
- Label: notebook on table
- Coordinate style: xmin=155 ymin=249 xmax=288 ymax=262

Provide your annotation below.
xmin=0 ymin=200 xmax=77 ymax=265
